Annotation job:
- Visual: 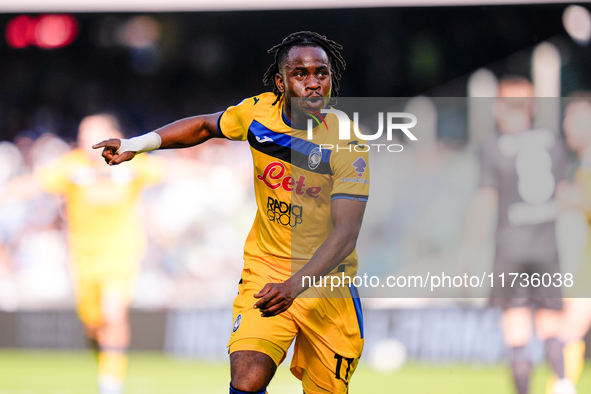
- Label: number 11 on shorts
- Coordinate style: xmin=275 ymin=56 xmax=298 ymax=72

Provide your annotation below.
xmin=334 ymin=353 xmax=355 ymax=383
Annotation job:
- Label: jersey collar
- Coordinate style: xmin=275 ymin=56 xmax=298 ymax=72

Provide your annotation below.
xmin=281 ymin=101 xmax=329 ymax=130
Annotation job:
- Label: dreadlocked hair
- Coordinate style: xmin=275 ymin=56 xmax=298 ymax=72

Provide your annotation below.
xmin=262 ymin=31 xmax=346 ymax=105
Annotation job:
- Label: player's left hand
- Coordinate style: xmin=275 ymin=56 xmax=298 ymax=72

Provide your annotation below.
xmin=92 ymin=139 xmax=136 ymax=166
xmin=253 ymin=281 xmax=294 ymax=317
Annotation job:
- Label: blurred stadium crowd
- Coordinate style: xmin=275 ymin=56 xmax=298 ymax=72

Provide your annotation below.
xmin=0 ymin=134 xmax=255 ymax=311
xmin=0 ymin=2 xmax=591 ymax=346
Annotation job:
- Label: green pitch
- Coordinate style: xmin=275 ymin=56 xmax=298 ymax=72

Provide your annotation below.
xmin=0 ymin=350 xmax=589 ymax=393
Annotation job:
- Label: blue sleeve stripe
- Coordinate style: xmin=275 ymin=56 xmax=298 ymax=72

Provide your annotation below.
xmin=331 ymin=194 xmax=369 ymax=202
xmin=332 ymin=196 xmax=356 ymax=200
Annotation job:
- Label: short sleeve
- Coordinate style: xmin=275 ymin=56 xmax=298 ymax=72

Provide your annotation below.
xmin=331 ymin=143 xmax=370 ymax=201
xmin=217 ymin=96 xmax=261 ymax=141
xmin=34 ymin=156 xmax=69 ymax=195
xmin=479 ymin=140 xmax=499 ymax=190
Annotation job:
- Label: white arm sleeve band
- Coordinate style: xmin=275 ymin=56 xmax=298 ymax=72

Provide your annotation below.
xmin=116 ymin=132 xmax=162 ymax=155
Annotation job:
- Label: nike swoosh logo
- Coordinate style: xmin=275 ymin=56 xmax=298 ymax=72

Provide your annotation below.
xmin=254 ymin=97 xmax=260 ymax=105
xmin=255 ymin=136 xmax=273 ymax=143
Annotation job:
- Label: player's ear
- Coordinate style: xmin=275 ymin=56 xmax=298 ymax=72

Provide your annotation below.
xmin=275 ymin=73 xmax=285 ymax=93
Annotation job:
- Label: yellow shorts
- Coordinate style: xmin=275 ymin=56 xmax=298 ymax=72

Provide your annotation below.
xmin=72 ymin=262 xmax=139 ymax=327
xmin=228 ymin=272 xmax=364 ymax=394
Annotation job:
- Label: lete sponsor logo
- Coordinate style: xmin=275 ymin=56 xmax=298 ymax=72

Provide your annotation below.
xmin=256 ymin=162 xmax=321 ymax=198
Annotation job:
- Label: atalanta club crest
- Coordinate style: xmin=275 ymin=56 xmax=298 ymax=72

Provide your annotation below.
xmin=233 ymin=313 xmax=242 ymax=333
xmin=308 ymin=147 xmax=322 ymax=170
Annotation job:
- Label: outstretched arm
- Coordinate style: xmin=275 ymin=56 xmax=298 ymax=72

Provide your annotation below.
xmin=253 ymin=198 xmax=367 ymax=317
xmin=92 ymin=112 xmax=223 ymax=165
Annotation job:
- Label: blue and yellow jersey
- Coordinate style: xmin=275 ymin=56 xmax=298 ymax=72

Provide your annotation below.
xmin=218 ymin=92 xmax=370 ymax=280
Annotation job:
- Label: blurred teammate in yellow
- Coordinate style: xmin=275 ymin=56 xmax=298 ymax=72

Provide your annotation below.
xmin=3 ymin=114 xmax=164 ymax=394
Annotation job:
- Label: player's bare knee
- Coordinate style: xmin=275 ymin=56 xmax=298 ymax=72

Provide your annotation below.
xmin=502 ymin=307 xmax=533 ymax=346
xmin=230 ymin=351 xmax=276 ymax=391
xmin=536 ymin=309 xmax=562 ymax=340
xmin=504 ymin=330 xmax=531 ymax=347
xmin=101 ymin=299 xmax=129 ymax=326
xmin=102 ymin=308 xmax=129 ymax=327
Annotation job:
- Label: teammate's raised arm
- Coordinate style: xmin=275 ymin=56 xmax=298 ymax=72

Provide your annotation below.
xmin=92 ymin=112 xmax=223 ymax=165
